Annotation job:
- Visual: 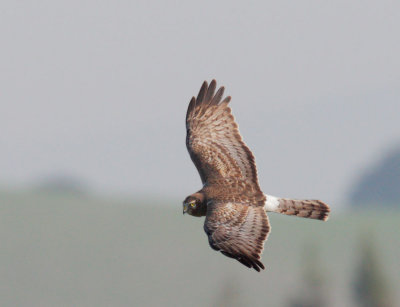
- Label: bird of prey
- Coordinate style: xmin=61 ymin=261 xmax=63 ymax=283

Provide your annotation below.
xmin=183 ymin=80 xmax=330 ymax=272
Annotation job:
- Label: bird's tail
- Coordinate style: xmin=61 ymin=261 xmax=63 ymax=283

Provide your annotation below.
xmin=264 ymin=195 xmax=330 ymax=221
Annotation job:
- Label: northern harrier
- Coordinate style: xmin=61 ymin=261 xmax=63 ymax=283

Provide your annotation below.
xmin=183 ymin=80 xmax=330 ymax=272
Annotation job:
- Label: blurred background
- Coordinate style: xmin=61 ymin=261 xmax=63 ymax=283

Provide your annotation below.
xmin=1 ymin=0 xmax=399 ymax=306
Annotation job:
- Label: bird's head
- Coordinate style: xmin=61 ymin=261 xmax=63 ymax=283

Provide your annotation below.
xmin=183 ymin=193 xmax=206 ymax=217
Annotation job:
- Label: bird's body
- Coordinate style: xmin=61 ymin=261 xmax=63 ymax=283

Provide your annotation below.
xmin=183 ymin=80 xmax=330 ymax=272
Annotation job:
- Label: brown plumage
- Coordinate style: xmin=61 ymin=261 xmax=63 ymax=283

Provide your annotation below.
xmin=183 ymin=80 xmax=330 ymax=272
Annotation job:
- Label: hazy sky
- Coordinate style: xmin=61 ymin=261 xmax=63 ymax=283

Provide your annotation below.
xmin=1 ymin=0 xmax=399 ymax=206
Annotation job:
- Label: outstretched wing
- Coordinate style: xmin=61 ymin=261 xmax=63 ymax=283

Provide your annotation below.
xmin=186 ymin=80 xmax=261 ymax=190
xmin=204 ymin=201 xmax=270 ymax=272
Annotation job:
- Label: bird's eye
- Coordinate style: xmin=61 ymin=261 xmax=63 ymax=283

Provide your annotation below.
xmin=190 ymin=203 xmax=196 ymax=207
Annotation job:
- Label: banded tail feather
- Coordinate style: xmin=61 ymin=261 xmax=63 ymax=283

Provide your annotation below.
xmin=264 ymin=195 xmax=330 ymax=221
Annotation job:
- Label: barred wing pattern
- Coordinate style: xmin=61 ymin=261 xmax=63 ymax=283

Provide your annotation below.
xmin=186 ymin=80 xmax=261 ymax=191
xmin=204 ymin=201 xmax=270 ymax=272
xmin=186 ymin=80 xmax=270 ymax=271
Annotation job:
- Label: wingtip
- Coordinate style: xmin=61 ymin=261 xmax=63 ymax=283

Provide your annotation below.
xmin=254 ymin=259 xmax=265 ymax=271
xmin=237 ymin=255 xmax=265 ymax=272
xmin=197 ymin=81 xmax=208 ymax=103
xmin=205 ymin=79 xmax=217 ymax=103
xmin=222 ymin=96 xmax=231 ymax=104
xmin=186 ymin=96 xmax=196 ymax=122
xmin=202 ymin=80 xmax=208 ymax=86
xmin=201 ymin=81 xmax=208 ymax=91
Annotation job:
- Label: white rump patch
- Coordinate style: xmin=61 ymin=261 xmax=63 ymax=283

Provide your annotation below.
xmin=264 ymin=195 xmax=280 ymax=212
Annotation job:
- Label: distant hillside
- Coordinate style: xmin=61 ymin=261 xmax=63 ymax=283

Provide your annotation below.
xmin=349 ymin=146 xmax=400 ymax=208
xmin=1 ymin=190 xmax=399 ymax=307
xmin=34 ymin=174 xmax=89 ymax=196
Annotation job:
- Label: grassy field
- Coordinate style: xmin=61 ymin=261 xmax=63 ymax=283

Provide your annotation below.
xmin=1 ymin=190 xmax=399 ymax=307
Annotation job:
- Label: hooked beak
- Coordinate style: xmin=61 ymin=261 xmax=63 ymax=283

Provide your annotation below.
xmin=183 ymin=203 xmax=188 ymax=214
